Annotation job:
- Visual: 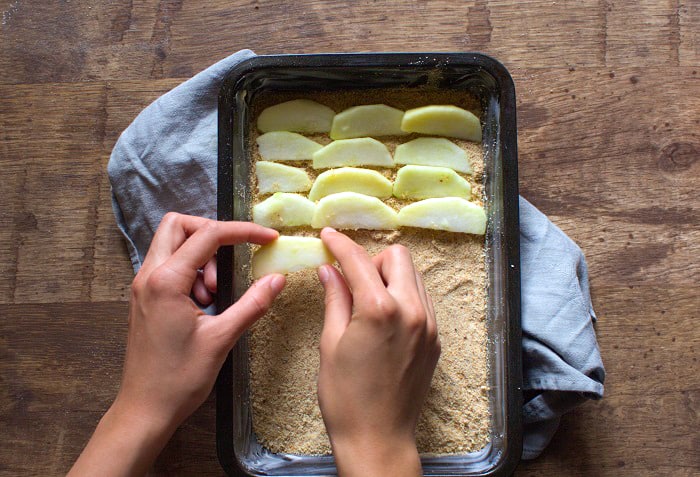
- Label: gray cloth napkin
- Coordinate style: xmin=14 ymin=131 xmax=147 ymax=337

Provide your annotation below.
xmin=108 ymin=50 xmax=605 ymax=460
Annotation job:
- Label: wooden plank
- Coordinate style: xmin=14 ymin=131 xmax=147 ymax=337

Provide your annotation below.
xmin=0 ymin=302 xmax=127 ymax=475
xmin=511 ymin=66 xmax=700 ymax=288
xmin=603 ymin=0 xmax=687 ymax=66
xmin=679 ymin=1 xmax=700 ymax=66
xmin=0 ymin=300 xmax=219 ymax=476
xmin=0 ymin=80 xmax=179 ymax=304
xmin=555 ymin=214 xmax=699 ymax=288
xmin=487 ymin=0 xmax=605 ymax=67
xmin=7 ymin=0 xmax=699 ymax=86
xmin=0 ymin=82 xmax=108 ymax=303
xmin=0 ymin=1 xmax=162 ymax=84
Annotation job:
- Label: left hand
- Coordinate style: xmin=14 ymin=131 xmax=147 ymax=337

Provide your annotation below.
xmin=118 ymin=212 xmax=286 ymax=428
xmin=68 ymin=213 xmax=285 ymax=477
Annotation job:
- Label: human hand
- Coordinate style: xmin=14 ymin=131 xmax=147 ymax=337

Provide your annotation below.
xmin=68 ymin=213 xmax=285 ymax=477
xmin=119 ymin=212 xmax=286 ymax=429
xmin=316 ymin=228 xmax=440 ymax=477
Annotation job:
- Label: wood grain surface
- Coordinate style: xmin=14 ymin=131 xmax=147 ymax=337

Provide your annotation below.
xmin=1 ymin=1 xmax=698 ymax=475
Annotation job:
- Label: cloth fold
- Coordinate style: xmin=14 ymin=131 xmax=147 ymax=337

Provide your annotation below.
xmin=107 ymin=50 xmax=604 ymax=460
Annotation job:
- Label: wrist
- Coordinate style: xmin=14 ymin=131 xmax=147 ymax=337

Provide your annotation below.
xmin=67 ymin=398 xmax=177 ymax=477
xmin=95 ymin=399 xmax=175 ymax=472
xmin=331 ymin=434 xmax=422 ymax=477
xmin=109 ymin=392 xmax=179 ymax=439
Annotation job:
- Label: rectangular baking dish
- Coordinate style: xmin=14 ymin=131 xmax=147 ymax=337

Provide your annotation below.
xmin=216 ymin=53 xmax=522 ymax=477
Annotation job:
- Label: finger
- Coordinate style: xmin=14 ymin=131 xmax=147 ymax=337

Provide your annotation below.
xmin=426 ymin=289 xmax=435 ymax=319
xmin=192 ymin=272 xmax=214 ymax=305
xmin=320 ymin=228 xmax=385 ymax=297
xmin=203 ymin=256 xmax=217 ymax=293
xmin=415 ymin=271 xmax=437 ymax=339
xmin=165 ymin=221 xmax=278 ymax=291
xmin=215 ymin=274 xmax=286 ymax=343
xmin=372 ymin=245 xmax=421 ymax=301
xmin=317 ymin=264 xmax=352 ymax=354
xmin=414 ymin=270 xmax=430 ymax=316
xmin=141 ymin=213 xmax=210 ymax=274
xmin=156 ymin=215 xmax=276 ymax=255
xmin=144 ymin=214 xmax=278 ymax=275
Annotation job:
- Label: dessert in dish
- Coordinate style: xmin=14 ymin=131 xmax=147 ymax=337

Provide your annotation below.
xmin=247 ymin=90 xmax=490 ymax=455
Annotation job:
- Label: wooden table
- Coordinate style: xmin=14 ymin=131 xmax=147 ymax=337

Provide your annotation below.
xmin=1 ymin=1 xmax=698 ymax=475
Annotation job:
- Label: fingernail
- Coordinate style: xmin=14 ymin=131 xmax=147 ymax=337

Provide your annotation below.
xmin=323 ymin=227 xmax=337 ymax=234
xmin=318 ymin=265 xmax=329 ymax=284
xmin=269 ymin=274 xmax=286 ymax=293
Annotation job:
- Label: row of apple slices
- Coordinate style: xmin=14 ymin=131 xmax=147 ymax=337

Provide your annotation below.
xmin=253 ymin=191 xmax=486 ymax=234
xmin=257 ymin=165 xmax=471 ymax=201
xmin=258 ymin=134 xmax=472 ymax=174
xmin=251 ymin=193 xmax=486 ymax=279
xmin=257 ymin=101 xmax=482 ymax=142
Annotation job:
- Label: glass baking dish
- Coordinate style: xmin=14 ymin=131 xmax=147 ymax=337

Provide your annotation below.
xmin=216 ymin=53 xmax=522 ymax=477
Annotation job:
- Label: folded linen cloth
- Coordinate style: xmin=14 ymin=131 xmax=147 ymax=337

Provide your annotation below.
xmin=107 ymin=50 xmax=605 ymax=460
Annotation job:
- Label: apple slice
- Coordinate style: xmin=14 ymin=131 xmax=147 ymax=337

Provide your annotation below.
xmin=252 ymin=236 xmax=335 ymax=279
xmin=253 ymin=193 xmax=316 ymax=228
xmin=308 ymin=167 xmax=393 ymax=201
xmin=401 ymin=105 xmax=482 ymax=142
xmin=394 ymin=137 xmax=472 ymax=174
xmin=311 ymin=192 xmax=398 ymax=230
xmin=393 ymin=165 xmax=472 ymax=200
xmin=256 ymin=161 xmax=312 ymax=195
xmin=330 ymin=104 xmax=408 ymax=139
xmin=257 ymin=99 xmax=335 ymax=133
xmin=397 ymin=197 xmax=486 ymax=234
xmin=256 ymin=131 xmax=323 ymax=161
xmin=312 ymin=138 xmax=394 ymax=169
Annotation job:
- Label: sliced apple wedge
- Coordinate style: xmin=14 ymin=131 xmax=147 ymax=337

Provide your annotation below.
xmin=257 ymin=99 xmax=335 ymax=133
xmin=308 ymin=167 xmax=393 ymax=201
xmin=401 ymin=105 xmax=482 ymax=142
xmin=252 ymin=236 xmax=335 ymax=279
xmin=330 ymin=104 xmax=408 ymax=139
xmin=394 ymin=137 xmax=472 ymax=174
xmin=393 ymin=165 xmax=472 ymax=200
xmin=256 ymin=131 xmax=323 ymax=161
xmin=256 ymin=161 xmax=312 ymax=195
xmin=312 ymin=138 xmax=394 ymax=169
xmin=311 ymin=192 xmax=398 ymax=230
xmin=397 ymin=197 xmax=486 ymax=234
xmin=253 ymin=193 xmax=316 ymax=228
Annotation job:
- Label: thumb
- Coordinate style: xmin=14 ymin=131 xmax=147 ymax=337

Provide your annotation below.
xmin=216 ymin=273 xmax=286 ymax=343
xmin=318 ymin=265 xmax=352 ymax=355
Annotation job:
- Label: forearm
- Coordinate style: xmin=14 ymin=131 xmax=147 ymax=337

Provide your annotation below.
xmin=331 ymin=436 xmax=422 ymax=477
xmin=68 ymin=398 xmax=175 ymax=477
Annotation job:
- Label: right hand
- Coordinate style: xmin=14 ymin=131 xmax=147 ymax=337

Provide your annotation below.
xmin=316 ymin=228 xmax=441 ymax=477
